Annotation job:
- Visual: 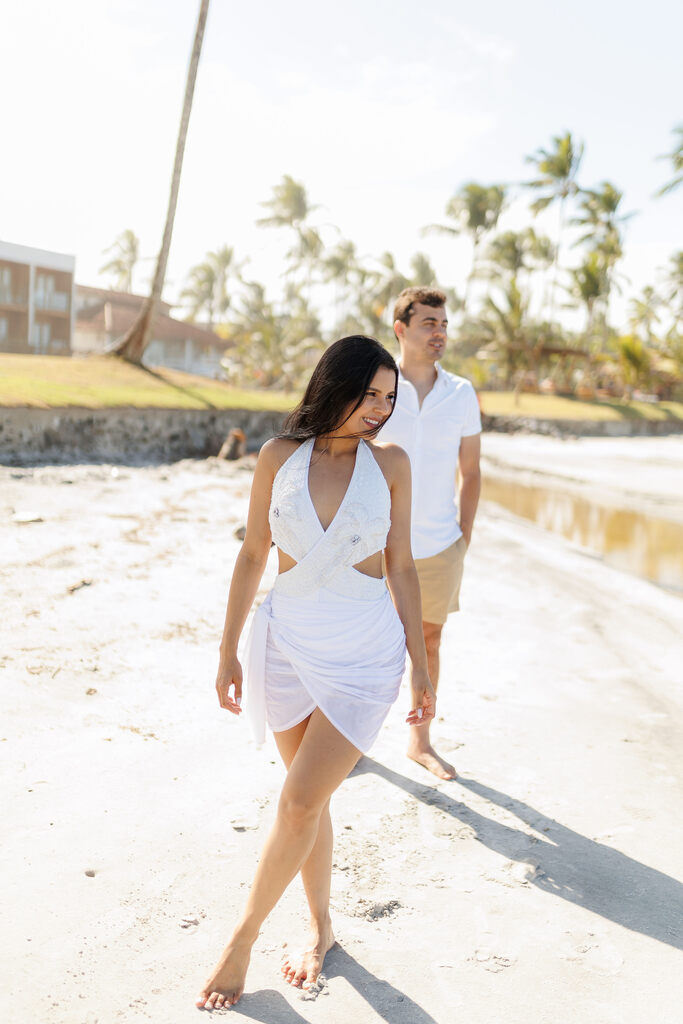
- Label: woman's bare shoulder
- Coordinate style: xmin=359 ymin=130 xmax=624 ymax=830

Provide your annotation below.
xmin=366 ymin=440 xmax=410 ymax=483
xmin=259 ymin=436 xmax=302 ymax=473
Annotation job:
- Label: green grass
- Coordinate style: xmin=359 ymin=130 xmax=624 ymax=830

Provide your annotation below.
xmin=479 ymin=390 xmax=683 ymax=422
xmin=1 ymin=355 xmax=681 ymax=422
xmin=0 ymin=354 xmax=297 ymax=412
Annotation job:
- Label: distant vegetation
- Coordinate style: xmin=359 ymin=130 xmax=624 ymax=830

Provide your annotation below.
xmin=100 ymin=124 xmax=683 ymax=401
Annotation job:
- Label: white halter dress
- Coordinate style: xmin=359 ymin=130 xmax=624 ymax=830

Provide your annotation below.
xmin=242 ymin=438 xmax=406 ymax=753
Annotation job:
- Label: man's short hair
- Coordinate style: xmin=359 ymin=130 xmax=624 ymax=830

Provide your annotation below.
xmin=393 ymin=287 xmax=447 ymax=326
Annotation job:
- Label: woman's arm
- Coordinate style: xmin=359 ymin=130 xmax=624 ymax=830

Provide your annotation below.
xmin=215 ymin=440 xmax=281 ymax=714
xmin=381 ymin=445 xmax=435 ymax=725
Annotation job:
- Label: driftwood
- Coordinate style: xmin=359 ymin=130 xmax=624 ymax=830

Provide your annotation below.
xmin=217 ymin=428 xmax=247 ymax=461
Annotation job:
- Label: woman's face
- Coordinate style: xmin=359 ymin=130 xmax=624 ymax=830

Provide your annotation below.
xmin=338 ymin=365 xmax=397 ymax=436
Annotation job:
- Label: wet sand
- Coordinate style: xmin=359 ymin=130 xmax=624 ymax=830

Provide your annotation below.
xmin=1 ymin=441 xmax=682 ymax=1024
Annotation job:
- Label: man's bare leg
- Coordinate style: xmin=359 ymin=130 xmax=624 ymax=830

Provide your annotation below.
xmin=274 ymin=722 xmax=337 ymax=990
xmin=195 ymin=711 xmax=359 ymax=1009
xmin=407 ymin=620 xmax=456 ymax=780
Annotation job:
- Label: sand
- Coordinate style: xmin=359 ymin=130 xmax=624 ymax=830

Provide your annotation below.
xmin=1 ymin=437 xmax=682 ymax=1024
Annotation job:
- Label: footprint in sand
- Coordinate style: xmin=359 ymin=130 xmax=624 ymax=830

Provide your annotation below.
xmin=468 ymin=949 xmax=516 ymax=973
xmin=560 ymin=938 xmax=624 ymax=976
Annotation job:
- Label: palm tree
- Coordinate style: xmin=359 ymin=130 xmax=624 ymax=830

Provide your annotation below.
xmin=571 ymin=181 xmax=632 ymax=338
xmin=320 ymin=239 xmax=363 ymax=326
xmin=181 ymin=246 xmax=243 ymax=326
xmin=566 ymin=250 xmax=610 ymax=346
xmin=481 ymin=228 xmax=554 ymax=318
xmin=525 ymin=131 xmax=584 ymax=318
xmin=222 ymin=280 xmax=324 ymax=390
xmin=257 ymin=175 xmax=316 ymax=231
xmin=114 ymin=0 xmax=210 ymax=363
xmin=655 ymin=124 xmax=683 ymax=197
xmin=99 ymin=229 xmax=139 ymax=292
xmin=629 ymin=286 xmax=661 ymax=347
xmin=257 ymin=176 xmax=323 ymax=290
xmin=367 ymin=252 xmax=410 ymax=335
xmin=615 ymin=335 xmax=652 ymax=394
xmin=409 ymin=252 xmax=437 ymax=287
xmin=663 ymin=250 xmax=683 ymax=332
xmin=209 ymin=245 xmax=243 ymax=320
xmin=424 ymin=182 xmax=506 ymax=313
xmin=180 ymin=261 xmax=218 ymax=325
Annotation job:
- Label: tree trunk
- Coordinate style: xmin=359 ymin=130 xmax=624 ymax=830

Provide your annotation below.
xmin=548 ymin=195 xmax=565 ymax=324
xmin=113 ymin=0 xmax=210 ymax=363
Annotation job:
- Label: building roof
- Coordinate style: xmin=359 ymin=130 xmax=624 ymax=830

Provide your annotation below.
xmin=76 ymin=283 xmax=172 ymax=317
xmin=0 ymin=239 xmax=75 ymax=272
xmin=75 ymin=285 xmax=231 ymax=349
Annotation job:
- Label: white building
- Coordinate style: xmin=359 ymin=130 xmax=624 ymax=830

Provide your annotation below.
xmin=0 ymin=240 xmax=75 ymax=355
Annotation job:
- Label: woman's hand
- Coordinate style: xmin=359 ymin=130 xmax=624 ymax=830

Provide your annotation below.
xmin=406 ymin=667 xmax=436 ymax=726
xmin=215 ymin=653 xmax=243 ymax=715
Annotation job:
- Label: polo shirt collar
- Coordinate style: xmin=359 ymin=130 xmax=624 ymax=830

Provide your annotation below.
xmin=397 ymin=362 xmax=447 ymax=391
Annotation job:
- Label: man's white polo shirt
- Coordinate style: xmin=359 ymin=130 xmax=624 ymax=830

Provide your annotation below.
xmin=379 ymin=363 xmax=481 ymax=559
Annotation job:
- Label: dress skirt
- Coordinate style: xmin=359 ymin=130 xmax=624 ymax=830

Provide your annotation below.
xmin=242 ymin=580 xmax=406 ymax=753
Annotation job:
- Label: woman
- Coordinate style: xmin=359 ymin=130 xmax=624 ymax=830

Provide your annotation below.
xmin=196 ymin=335 xmax=434 ymax=1010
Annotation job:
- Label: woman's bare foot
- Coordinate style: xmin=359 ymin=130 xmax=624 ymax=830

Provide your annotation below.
xmin=281 ymin=920 xmax=336 ymax=990
xmin=407 ymin=743 xmax=456 ymax=780
xmin=195 ymin=937 xmax=252 ymax=1010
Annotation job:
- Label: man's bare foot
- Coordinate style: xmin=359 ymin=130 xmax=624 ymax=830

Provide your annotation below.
xmin=407 ymin=744 xmax=456 ymax=780
xmin=281 ymin=920 xmax=336 ymax=990
xmin=195 ymin=937 xmax=252 ymax=1010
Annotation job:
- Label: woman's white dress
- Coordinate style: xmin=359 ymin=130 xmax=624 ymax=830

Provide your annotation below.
xmin=242 ymin=438 xmax=406 ymax=753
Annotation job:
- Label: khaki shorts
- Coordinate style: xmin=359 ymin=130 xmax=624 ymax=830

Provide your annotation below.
xmin=415 ymin=536 xmax=468 ymax=625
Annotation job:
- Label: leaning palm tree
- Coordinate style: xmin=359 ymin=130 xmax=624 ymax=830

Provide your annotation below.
xmin=424 ymin=182 xmax=506 ymax=314
xmin=114 ymin=0 xmax=210 ymax=363
xmin=655 ymin=124 xmax=683 ymax=197
xmin=525 ymin=131 xmax=584 ymax=318
xmin=99 ymin=229 xmax=140 ymax=292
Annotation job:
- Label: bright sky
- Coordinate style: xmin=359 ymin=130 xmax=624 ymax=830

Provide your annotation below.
xmin=2 ymin=0 xmax=681 ymax=330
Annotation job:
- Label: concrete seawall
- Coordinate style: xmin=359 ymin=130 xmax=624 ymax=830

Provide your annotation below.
xmin=481 ymin=413 xmax=683 ymax=438
xmin=1 ymin=406 xmax=682 ymax=464
xmin=0 ymin=407 xmax=288 ymax=464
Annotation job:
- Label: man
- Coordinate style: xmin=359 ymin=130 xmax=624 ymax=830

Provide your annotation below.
xmin=380 ymin=287 xmax=481 ymax=780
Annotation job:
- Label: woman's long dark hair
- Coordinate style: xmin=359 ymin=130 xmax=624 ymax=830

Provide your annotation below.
xmin=279 ymin=335 xmax=398 ymax=441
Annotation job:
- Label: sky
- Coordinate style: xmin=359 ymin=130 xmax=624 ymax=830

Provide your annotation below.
xmin=1 ymin=0 xmax=681 ymax=331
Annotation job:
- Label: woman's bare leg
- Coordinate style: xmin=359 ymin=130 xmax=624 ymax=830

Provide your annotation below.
xmin=274 ymin=719 xmax=340 ymax=989
xmin=196 ymin=710 xmax=360 ymax=1010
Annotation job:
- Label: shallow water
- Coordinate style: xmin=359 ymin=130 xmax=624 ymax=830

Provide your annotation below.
xmin=483 ymin=475 xmax=683 ymax=592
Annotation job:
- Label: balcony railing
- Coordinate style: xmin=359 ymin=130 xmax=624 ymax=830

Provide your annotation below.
xmin=0 ymin=290 xmax=29 ymax=307
xmin=34 ymin=292 xmax=69 ymax=312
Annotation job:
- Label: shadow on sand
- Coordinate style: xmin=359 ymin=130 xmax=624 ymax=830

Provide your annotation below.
xmin=231 ymin=947 xmax=437 ymax=1023
xmin=354 ymin=757 xmax=683 ymax=951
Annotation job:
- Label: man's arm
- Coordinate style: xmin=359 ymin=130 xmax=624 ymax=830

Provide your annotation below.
xmin=458 ymin=433 xmax=481 ymax=546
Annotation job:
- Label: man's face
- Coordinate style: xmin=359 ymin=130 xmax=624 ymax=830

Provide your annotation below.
xmin=395 ymin=303 xmax=448 ymax=364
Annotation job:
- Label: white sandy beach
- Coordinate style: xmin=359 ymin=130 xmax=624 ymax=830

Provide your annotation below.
xmin=1 ymin=436 xmax=682 ymax=1024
